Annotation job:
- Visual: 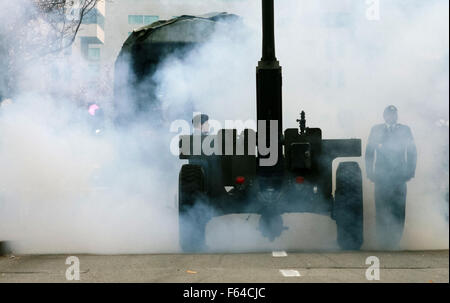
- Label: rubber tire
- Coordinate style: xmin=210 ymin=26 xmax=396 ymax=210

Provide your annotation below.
xmin=179 ymin=164 xmax=210 ymax=252
xmin=334 ymin=162 xmax=364 ymax=250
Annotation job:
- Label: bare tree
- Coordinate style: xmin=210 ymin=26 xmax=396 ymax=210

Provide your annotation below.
xmin=0 ymin=0 xmax=100 ymax=99
xmin=33 ymin=0 xmax=100 ymax=54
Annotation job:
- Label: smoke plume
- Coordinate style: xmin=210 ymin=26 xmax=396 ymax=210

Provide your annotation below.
xmin=0 ymin=0 xmax=448 ymax=253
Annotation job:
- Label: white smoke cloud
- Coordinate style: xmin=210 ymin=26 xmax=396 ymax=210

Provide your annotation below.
xmin=153 ymin=0 xmax=449 ymax=251
xmin=0 ymin=0 xmax=448 ymax=254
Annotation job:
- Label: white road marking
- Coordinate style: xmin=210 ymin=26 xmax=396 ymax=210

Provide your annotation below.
xmin=279 ymin=269 xmax=301 ymax=277
xmin=272 ymin=251 xmax=288 ymax=257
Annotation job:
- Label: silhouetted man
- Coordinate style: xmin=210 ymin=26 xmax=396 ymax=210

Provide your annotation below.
xmin=365 ymin=105 xmax=417 ymax=249
xmin=192 ymin=113 xmax=210 ymax=135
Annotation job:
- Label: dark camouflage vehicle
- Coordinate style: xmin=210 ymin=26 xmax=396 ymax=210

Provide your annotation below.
xmin=114 ymin=12 xmax=238 ymax=125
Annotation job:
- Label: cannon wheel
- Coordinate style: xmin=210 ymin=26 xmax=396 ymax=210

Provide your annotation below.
xmin=178 ymin=164 xmax=210 ymax=252
xmin=334 ymin=162 xmax=364 ymax=250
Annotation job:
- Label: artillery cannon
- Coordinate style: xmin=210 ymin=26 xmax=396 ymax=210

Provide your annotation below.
xmin=178 ymin=0 xmax=364 ymax=252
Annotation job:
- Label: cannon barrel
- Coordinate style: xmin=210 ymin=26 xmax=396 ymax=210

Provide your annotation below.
xmin=261 ymin=0 xmax=276 ymax=61
xmin=256 ymin=0 xmax=283 ymax=174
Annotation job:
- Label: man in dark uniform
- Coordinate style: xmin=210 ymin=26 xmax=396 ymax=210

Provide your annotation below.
xmin=365 ymin=105 xmax=417 ymax=249
xmin=192 ymin=113 xmax=210 ymax=135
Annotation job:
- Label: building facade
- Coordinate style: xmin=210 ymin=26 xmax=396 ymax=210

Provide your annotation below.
xmin=70 ymin=0 xmax=238 ymax=82
xmin=67 ymin=0 xmax=358 ymax=102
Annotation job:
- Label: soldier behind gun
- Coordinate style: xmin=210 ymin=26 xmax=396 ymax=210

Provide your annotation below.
xmin=365 ymin=105 xmax=417 ymax=249
xmin=192 ymin=113 xmax=210 ymax=135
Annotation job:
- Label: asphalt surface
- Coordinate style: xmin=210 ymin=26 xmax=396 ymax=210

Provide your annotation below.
xmin=0 ymin=250 xmax=447 ymax=283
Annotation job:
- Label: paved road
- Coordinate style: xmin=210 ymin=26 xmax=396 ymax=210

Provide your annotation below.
xmin=0 ymin=250 xmax=447 ymax=283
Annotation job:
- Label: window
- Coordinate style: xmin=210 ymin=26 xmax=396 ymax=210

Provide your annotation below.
xmin=143 ymin=15 xmax=159 ymax=25
xmin=88 ymin=48 xmax=100 ymax=61
xmin=82 ymin=8 xmax=105 ymax=29
xmin=128 ymin=15 xmax=159 ymax=25
xmin=128 ymin=15 xmax=143 ymax=24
